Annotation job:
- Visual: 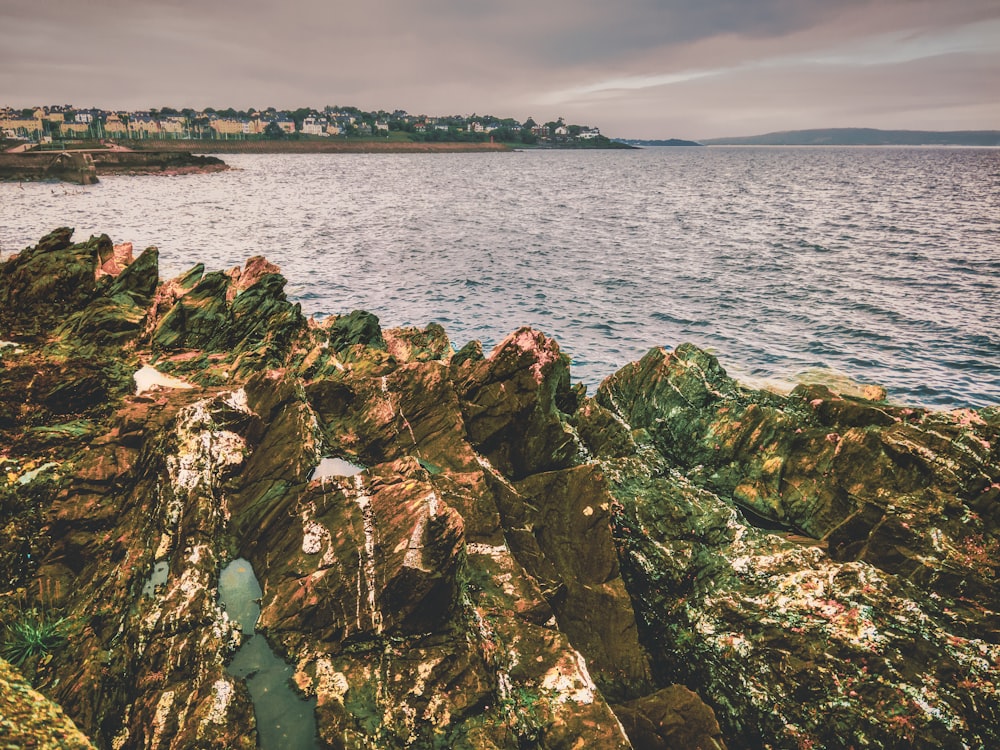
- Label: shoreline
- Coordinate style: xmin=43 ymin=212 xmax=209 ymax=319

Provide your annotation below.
xmin=115 ymin=138 xmax=513 ymax=154
xmin=0 ymin=150 xmax=228 ymax=184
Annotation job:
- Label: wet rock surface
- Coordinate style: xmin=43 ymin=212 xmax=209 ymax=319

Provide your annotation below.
xmin=0 ymin=228 xmax=997 ymax=749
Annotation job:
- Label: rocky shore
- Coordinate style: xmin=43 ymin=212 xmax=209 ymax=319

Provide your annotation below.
xmin=0 ymin=151 xmax=227 ymax=184
xmin=0 ymin=229 xmax=997 ymax=749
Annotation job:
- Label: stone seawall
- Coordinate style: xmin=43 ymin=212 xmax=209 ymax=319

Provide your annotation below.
xmin=0 ymin=151 xmax=98 ymax=184
xmin=0 ymin=150 xmax=226 ymax=184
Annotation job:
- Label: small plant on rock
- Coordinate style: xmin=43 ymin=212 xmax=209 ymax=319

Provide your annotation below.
xmin=1 ymin=609 xmax=68 ymax=666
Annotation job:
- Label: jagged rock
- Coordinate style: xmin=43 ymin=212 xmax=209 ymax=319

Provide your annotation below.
xmin=3 ymin=230 xmax=996 ymax=750
xmin=97 ymin=241 xmax=135 ymax=279
xmin=0 ymin=228 xmax=104 ymax=339
xmin=57 ymin=246 xmax=160 ymax=347
xmin=149 ymin=259 xmax=305 ymax=375
xmin=510 ymin=466 xmax=653 ymax=701
xmin=225 ymin=255 xmax=280 ymax=299
xmin=327 ymin=309 xmax=386 ymax=352
xmin=143 ymin=263 xmax=205 ymax=340
xmin=592 ymin=345 xmax=1000 ymax=749
xmin=459 ymin=327 xmax=581 ymax=479
xmin=384 ymin=322 xmax=450 ymax=363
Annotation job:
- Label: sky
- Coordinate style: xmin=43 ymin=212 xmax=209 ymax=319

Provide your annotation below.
xmin=1 ymin=0 xmax=998 ymax=139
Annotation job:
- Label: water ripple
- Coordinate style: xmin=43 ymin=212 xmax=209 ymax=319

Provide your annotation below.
xmin=1 ymin=147 xmax=998 ymax=408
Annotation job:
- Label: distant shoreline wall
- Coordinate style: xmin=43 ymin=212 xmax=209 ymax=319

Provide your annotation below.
xmin=0 ymin=150 xmax=227 ymax=183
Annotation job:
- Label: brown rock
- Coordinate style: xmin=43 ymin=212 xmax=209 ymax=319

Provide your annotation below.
xmin=615 ymin=685 xmax=726 ymax=750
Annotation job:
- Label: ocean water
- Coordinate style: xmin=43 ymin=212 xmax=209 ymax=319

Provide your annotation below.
xmin=1 ymin=147 xmax=998 ymax=408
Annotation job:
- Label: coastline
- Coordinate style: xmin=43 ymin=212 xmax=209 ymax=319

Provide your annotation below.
xmin=0 ymin=150 xmax=228 ymax=184
xmin=115 ymin=138 xmax=513 ymax=154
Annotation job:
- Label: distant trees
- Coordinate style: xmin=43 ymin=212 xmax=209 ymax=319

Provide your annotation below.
xmin=389 ymin=119 xmax=415 ymax=133
xmin=289 ymin=108 xmax=312 ymax=131
xmin=263 ymin=121 xmax=286 ymax=139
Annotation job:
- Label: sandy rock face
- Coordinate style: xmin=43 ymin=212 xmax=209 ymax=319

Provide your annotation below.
xmin=2 ymin=228 xmax=996 ymax=749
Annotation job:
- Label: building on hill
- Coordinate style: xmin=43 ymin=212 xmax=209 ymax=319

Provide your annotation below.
xmin=302 ymin=117 xmax=329 ymax=136
xmin=210 ymin=118 xmax=246 ymax=137
xmin=0 ymin=115 xmax=44 ymax=139
xmin=159 ymin=117 xmax=187 ymax=138
xmin=128 ymin=115 xmax=159 ymax=139
xmin=103 ymin=114 xmax=127 ymax=137
xmin=59 ymin=121 xmax=90 ymax=138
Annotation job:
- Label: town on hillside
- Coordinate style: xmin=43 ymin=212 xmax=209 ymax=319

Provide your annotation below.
xmin=0 ymin=104 xmax=610 ymax=147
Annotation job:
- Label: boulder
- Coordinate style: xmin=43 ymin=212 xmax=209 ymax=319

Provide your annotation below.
xmin=0 ymin=657 xmax=97 ymax=748
xmin=0 ymin=228 xmax=102 ymax=339
xmin=614 ymin=685 xmax=726 ymax=750
xmin=459 ymin=327 xmax=581 ymax=479
xmin=593 ymin=344 xmax=1000 ymax=749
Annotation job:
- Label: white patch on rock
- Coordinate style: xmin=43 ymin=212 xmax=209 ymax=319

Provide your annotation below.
xmin=154 ymin=532 xmax=173 ymax=560
xmin=134 ymin=365 xmax=195 ymax=395
xmin=353 ymin=475 xmax=383 ymax=634
xmin=402 ymin=516 xmax=429 ymax=572
xmin=302 ymin=520 xmax=327 ymax=555
xmin=410 ymin=657 xmax=442 ymax=698
xmin=165 ymin=397 xmax=247 ymax=496
xmin=111 ymin=726 xmax=129 ymax=750
xmin=540 ymin=649 xmax=598 ymax=705
xmin=16 ymin=462 xmax=59 ymax=485
xmin=204 ymin=679 xmax=233 ymax=724
xmin=424 ymin=693 xmax=452 ymax=728
xmin=466 ymin=542 xmax=509 ymax=557
xmin=150 ymin=690 xmax=175 ymax=749
xmin=220 ymin=387 xmax=250 ymax=414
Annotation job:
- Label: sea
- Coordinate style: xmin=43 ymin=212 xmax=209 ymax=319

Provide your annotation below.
xmin=1 ymin=146 xmax=998 ymax=408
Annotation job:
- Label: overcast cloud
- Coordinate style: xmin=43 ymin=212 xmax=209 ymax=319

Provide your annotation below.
xmin=1 ymin=0 xmax=997 ymax=138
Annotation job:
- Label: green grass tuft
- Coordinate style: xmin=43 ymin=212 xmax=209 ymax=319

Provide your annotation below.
xmin=1 ymin=611 xmax=68 ymax=666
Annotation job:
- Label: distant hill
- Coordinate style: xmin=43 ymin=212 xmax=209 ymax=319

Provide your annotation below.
xmin=700 ymin=128 xmax=1000 ymax=147
xmin=616 ymin=138 xmax=703 ymax=147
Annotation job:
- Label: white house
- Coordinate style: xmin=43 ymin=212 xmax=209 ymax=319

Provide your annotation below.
xmin=302 ymin=117 xmax=329 ymax=136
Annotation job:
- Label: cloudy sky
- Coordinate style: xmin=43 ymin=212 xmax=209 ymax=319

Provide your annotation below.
xmin=1 ymin=0 xmax=997 ymax=139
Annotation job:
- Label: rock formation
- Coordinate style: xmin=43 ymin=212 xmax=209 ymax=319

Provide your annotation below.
xmin=0 ymin=228 xmax=996 ymax=749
